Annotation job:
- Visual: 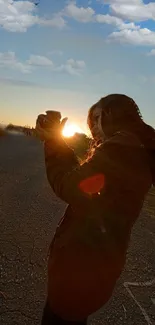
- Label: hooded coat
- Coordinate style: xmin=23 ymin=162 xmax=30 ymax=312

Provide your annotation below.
xmin=44 ymin=130 xmax=153 ymax=321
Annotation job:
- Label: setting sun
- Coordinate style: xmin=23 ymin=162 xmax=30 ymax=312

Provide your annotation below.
xmin=62 ymin=123 xmax=83 ymax=137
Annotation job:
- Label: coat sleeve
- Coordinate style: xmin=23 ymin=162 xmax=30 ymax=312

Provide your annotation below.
xmin=44 ymin=137 xmax=111 ymax=206
xmin=44 ymin=132 xmax=136 ymax=206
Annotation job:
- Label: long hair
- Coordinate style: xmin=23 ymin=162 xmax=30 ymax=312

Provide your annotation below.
xmin=87 ymin=94 xmax=155 ymax=186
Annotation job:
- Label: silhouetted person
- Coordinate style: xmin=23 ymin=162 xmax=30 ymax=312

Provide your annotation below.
xmin=36 ymin=94 xmax=155 ymax=324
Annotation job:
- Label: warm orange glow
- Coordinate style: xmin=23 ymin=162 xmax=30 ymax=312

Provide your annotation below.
xmin=79 ymin=174 xmax=105 ymax=195
xmin=62 ymin=123 xmax=83 ymax=137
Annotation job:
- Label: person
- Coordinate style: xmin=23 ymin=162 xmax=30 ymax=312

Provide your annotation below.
xmin=36 ymin=94 xmax=155 ymax=325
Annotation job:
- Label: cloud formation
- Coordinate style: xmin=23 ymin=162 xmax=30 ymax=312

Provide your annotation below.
xmin=109 ymin=28 xmax=155 ymax=46
xmin=64 ymin=1 xmax=139 ymax=30
xmin=106 ymin=0 xmax=155 ymax=22
xmin=55 ymin=58 xmax=86 ymax=76
xmin=63 ymin=1 xmax=155 ymax=47
xmin=64 ymin=2 xmax=95 ymax=22
xmin=0 ymin=51 xmax=31 ymax=73
xmin=95 ymin=13 xmax=139 ymax=30
xmin=0 ymin=0 xmax=65 ymax=32
xmin=1 ymin=1 xmax=155 ymax=50
xmin=0 ymin=51 xmax=86 ymax=76
xmin=28 ymin=55 xmax=53 ymax=66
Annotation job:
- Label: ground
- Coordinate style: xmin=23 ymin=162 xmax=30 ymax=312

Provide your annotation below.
xmin=0 ymin=134 xmax=155 ymax=325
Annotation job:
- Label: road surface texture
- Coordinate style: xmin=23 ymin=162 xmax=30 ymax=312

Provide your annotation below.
xmin=0 ymin=134 xmax=155 ymax=325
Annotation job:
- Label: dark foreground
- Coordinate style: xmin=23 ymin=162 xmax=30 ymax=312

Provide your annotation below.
xmin=0 ymin=134 xmax=155 ymax=325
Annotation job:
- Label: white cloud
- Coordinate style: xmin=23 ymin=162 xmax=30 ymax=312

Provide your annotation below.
xmin=63 ymin=1 xmax=140 ymax=31
xmin=27 ymin=55 xmax=53 ymax=66
xmin=0 ymin=51 xmax=31 ymax=73
xmin=147 ymin=49 xmax=155 ymax=56
xmin=55 ymin=58 xmax=86 ymax=76
xmin=96 ymin=1 xmax=155 ymax=48
xmin=63 ymin=1 xmax=140 ymax=33
xmin=0 ymin=52 xmax=54 ymax=74
xmin=1 ymin=0 xmax=155 ymax=51
xmin=95 ymin=14 xmax=139 ymax=30
xmin=0 ymin=0 xmax=66 ymax=32
xmin=0 ymin=0 xmax=38 ymax=32
xmin=64 ymin=1 xmax=95 ymax=22
xmin=103 ymin=0 xmax=155 ymax=22
xmin=0 ymin=51 xmax=85 ymax=76
xmin=109 ymin=28 xmax=155 ymax=46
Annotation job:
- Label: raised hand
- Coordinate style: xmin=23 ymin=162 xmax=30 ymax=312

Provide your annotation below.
xmin=35 ymin=110 xmax=68 ymax=141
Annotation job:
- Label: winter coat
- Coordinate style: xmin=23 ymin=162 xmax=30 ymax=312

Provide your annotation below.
xmin=44 ymin=131 xmax=152 ymax=321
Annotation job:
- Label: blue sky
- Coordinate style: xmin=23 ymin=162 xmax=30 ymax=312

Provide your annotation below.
xmin=0 ymin=0 xmax=155 ymax=131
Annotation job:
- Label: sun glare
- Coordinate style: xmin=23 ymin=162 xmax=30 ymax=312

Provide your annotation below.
xmin=62 ymin=123 xmax=83 ymax=137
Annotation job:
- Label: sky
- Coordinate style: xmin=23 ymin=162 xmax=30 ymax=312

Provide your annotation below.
xmin=0 ymin=0 xmax=155 ymax=131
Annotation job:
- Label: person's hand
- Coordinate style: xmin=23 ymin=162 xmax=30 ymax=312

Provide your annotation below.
xmin=35 ymin=110 xmax=68 ymax=142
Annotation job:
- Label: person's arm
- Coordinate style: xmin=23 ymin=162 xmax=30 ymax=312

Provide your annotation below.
xmin=44 ymin=137 xmax=108 ymax=206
